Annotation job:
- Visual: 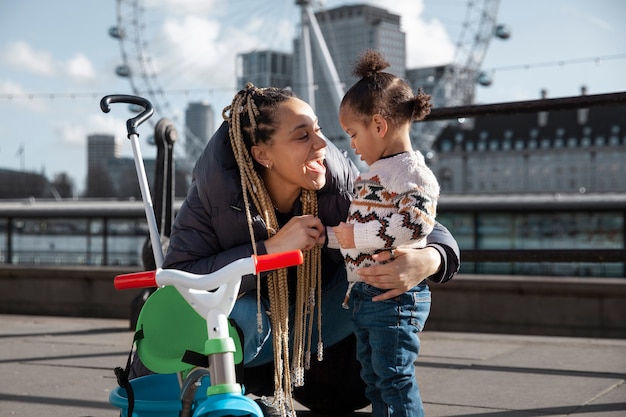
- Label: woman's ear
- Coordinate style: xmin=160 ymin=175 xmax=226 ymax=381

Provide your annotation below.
xmin=251 ymin=145 xmax=271 ymax=168
xmin=372 ymin=114 xmax=388 ymax=138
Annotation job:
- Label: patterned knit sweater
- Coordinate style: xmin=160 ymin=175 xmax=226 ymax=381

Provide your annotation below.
xmin=327 ymin=151 xmax=440 ymax=283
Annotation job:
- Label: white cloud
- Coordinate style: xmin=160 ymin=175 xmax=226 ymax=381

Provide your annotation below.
xmin=56 ymin=121 xmax=87 ymax=146
xmin=3 ymin=41 xmax=56 ymax=76
xmin=154 ymin=13 xmax=271 ymax=88
xmin=2 ymin=40 xmax=97 ymax=83
xmin=55 ymin=113 xmax=127 ymax=147
xmin=65 ymin=53 xmax=96 ymax=81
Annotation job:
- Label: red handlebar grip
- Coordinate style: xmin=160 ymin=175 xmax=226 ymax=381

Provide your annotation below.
xmin=114 ymin=270 xmax=158 ymax=290
xmin=254 ymin=250 xmax=304 ymax=273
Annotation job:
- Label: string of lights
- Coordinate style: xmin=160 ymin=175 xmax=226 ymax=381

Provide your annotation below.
xmin=1 ymin=53 xmax=625 ymax=102
xmin=0 ymin=87 xmax=235 ymax=101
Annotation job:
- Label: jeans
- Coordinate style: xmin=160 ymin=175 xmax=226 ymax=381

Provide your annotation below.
xmin=230 ymin=266 xmax=353 ymax=367
xmin=349 ymin=282 xmax=431 ymax=417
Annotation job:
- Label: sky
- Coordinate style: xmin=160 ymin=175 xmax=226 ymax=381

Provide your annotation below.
xmin=1 ymin=0 xmax=625 ymax=196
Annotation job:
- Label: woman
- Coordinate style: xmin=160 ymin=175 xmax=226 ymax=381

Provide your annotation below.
xmin=163 ymin=84 xmax=459 ymax=416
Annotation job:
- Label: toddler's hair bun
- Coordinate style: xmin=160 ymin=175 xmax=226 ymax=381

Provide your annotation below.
xmin=353 ymin=49 xmax=390 ymax=78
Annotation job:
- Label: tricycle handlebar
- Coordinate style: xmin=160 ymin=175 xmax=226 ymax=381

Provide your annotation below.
xmin=114 ymin=250 xmax=303 ymax=291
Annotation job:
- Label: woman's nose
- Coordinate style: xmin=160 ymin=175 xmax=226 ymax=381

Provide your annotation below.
xmin=315 ymin=132 xmax=328 ymax=148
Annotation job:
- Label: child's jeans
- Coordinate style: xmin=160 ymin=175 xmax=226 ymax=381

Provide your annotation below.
xmin=349 ymin=282 xmax=431 ymax=417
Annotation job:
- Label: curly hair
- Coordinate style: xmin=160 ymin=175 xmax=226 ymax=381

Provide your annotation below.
xmin=342 ymin=49 xmax=431 ymax=126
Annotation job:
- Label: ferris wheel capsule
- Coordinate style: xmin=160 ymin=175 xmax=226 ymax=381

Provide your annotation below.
xmin=108 ymin=26 xmax=124 ymax=39
xmin=495 ymin=24 xmax=511 ymax=39
xmin=477 ymin=71 xmax=493 ymax=86
xmin=115 ymin=65 xmax=131 ymax=77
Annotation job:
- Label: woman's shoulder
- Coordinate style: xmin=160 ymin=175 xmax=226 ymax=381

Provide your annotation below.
xmin=191 ymin=122 xmax=242 ymax=208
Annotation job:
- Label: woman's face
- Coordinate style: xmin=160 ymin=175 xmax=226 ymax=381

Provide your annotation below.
xmin=253 ymin=97 xmax=327 ymax=201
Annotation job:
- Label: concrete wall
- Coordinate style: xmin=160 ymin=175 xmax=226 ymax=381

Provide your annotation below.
xmin=428 ymin=274 xmax=626 ymax=339
xmin=1 ymin=266 xmax=625 ymax=338
xmin=0 ymin=265 xmax=141 ymax=320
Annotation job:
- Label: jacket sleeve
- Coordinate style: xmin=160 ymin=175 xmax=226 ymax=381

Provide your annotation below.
xmin=425 ymin=221 xmax=460 ymax=283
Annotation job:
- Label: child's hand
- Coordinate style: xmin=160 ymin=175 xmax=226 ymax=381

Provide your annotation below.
xmin=332 ymin=222 xmax=355 ymax=249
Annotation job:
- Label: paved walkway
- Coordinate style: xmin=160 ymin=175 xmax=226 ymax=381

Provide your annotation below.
xmin=0 ymin=314 xmax=624 ymax=417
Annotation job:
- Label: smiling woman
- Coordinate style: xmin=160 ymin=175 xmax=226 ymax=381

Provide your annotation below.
xmin=158 ymin=83 xmax=357 ymax=415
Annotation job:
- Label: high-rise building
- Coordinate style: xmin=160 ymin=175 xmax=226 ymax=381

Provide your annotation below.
xmin=86 ymin=134 xmax=119 ymax=197
xmin=185 ymin=102 xmax=214 ymax=165
xmin=87 ymin=134 xmax=118 ymax=172
xmin=294 ymin=4 xmax=406 ymax=147
xmin=237 ymin=50 xmax=293 ymax=89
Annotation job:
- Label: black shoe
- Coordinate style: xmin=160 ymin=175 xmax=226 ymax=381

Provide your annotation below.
xmin=254 ymin=396 xmax=293 ymax=417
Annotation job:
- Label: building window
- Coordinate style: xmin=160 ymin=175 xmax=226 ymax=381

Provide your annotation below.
xmin=529 ymin=128 xmax=539 ymax=139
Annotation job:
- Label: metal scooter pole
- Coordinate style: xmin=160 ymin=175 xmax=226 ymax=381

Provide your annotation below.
xmin=100 ymin=94 xmax=164 ymax=268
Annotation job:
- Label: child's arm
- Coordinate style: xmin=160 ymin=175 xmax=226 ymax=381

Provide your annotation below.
xmin=332 ymin=222 xmax=355 ymax=248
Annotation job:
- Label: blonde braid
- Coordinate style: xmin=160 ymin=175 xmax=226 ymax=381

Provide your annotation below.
xmin=223 ymin=84 xmax=323 ymax=416
xmin=291 ymin=190 xmax=323 ymax=384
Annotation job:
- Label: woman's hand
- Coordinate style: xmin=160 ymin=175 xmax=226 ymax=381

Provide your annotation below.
xmin=264 ymin=215 xmax=325 ymax=253
xmin=356 ymin=246 xmax=442 ymax=301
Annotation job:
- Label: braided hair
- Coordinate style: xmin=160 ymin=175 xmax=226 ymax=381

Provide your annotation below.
xmin=222 ymin=83 xmax=323 ymax=415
